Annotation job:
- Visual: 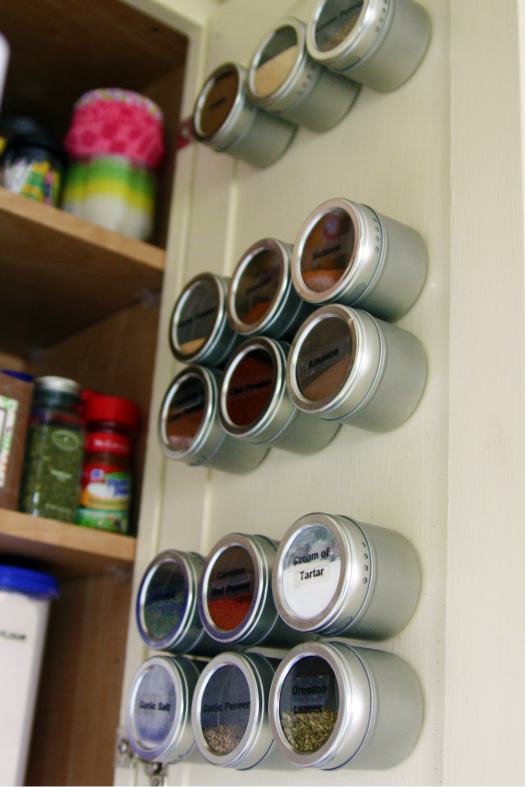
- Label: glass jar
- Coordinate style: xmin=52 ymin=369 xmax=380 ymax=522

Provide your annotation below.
xmin=136 ymin=550 xmax=222 ymax=656
xmin=269 ymin=640 xmax=423 ymax=769
xmin=1 ymin=133 xmax=66 ymax=206
xmin=75 ymin=394 xmax=139 ymax=533
xmin=19 ymin=377 xmax=84 ymax=523
xmin=191 ymin=651 xmax=293 ymax=770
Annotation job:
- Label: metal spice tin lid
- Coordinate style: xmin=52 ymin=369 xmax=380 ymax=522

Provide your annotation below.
xmin=220 ymin=343 xmax=276 ymax=430
xmin=158 ymin=368 xmax=214 ymax=461
xmin=193 ymin=64 xmax=241 ymax=140
xmin=169 ymin=274 xmax=226 ymax=363
xmin=307 ymin=0 xmax=389 ymax=66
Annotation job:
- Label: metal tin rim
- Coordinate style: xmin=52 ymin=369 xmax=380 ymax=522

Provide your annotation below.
xmin=218 ymin=336 xmax=292 ymax=439
xmin=306 ymin=0 xmax=391 ymax=68
xmin=227 ymin=238 xmax=291 ymax=335
xmin=268 ymin=640 xmax=372 ymax=768
xmin=169 ymin=272 xmax=228 ymax=363
xmin=158 ymin=366 xmax=218 ymax=462
xmin=193 ymin=62 xmax=248 ymax=143
xmin=247 ymin=18 xmax=310 ymax=104
xmin=291 ymin=198 xmax=380 ymax=305
xmin=136 ymin=550 xmax=196 ymax=651
xmin=197 ymin=533 xmax=268 ymax=644
xmin=285 ymin=305 xmax=381 ymax=416
xmin=271 ymin=513 xmax=371 ymax=633
xmin=126 ymin=655 xmax=189 ymax=762
xmin=191 ymin=651 xmax=267 ymax=768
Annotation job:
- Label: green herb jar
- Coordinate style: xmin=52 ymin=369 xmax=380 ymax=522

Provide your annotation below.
xmin=19 ymin=377 xmax=85 ymax=523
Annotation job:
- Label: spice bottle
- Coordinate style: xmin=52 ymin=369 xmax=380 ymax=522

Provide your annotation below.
xmin=169 ymin=273 xmax=242 ymax=368
xmin=272 ymin=512 xmax=420 ymax=639
xmin=226 ymin=238 xmax=314 ymax=341
xmin=126 ymin=655 xmax=205 ymax=765
xmin=19 ymin=377 xmax=84 ymax=523
xmin=193 ymin=62 xmax=296 ymax=168
xmin=291 ymin=197 xmax=427 ymax=322
xmin=0 ymin=371 xmax=34 ymax=510
xmin=218 ymin=336 xmax=339 ymax=455
xmin=136 ymin=550 xmax=222 ymax=656
xmin=269 ymin=640 xmax=423 ymax=769
xmin=247 ymin=17 xmax=360 ymax=132
xmin=75 ymin=394 xmax=139 ymax=533
xmin=198 ymin=533 xmax=308 ymax=649
xmin=158 ymin=365 xmax=268 ymax=474
xmin=306 ymin=0 xmax=431 ymax=92
xmin=286 ymin=304 xmax=427 ymax=432
xmin=192 ymin=651 xmax=293 ymax=770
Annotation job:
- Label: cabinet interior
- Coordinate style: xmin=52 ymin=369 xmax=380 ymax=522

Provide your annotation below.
xmin=0 ymin=0 xmax=188 ymax=783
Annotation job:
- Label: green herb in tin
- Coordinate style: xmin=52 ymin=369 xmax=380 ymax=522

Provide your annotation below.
xmin=280 ymin=709 xmax=338 ymax=752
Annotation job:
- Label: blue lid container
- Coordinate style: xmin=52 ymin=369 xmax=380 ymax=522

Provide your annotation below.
xmin=0 ymin=565 xmax=59 ymax=600
xmin=0 ymin=370 xmax=34 ymax=383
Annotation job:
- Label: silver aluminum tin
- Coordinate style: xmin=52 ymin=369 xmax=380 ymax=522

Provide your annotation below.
xmin=193 ymin=62 xmax=296 ymax=168
xmin=272 ymin=512 xmax=420 ymax=638
xmin=227 ymin=238 xmax=315 ymax=340
xmin=126 ymin=655 xmax=203 ymax=764
xmin=136 ymin=550 xmax=222 ymax=656
xmin=218 ymin=336 xmax=339 ymax=454
xmin=169 ymin=272 xmax=242 ymax=368
xmin=306 ymin=0 xmax=431 ymax=92
xmin=286 ymin=305 xmax=427 ymax=431
xmin=269 ymin=641 xmax=423 ymax=769
xmin=247 ymin=17 xmax=359 ymax=132
xmin=158 ymin=365 xmax=268 ymax=474
xmin=198 ymin=533 xmax=309 ymax=648
xmin=191 ymin=651 xmax=293 ymax=770
xmin=291 ymin=198 xmax=427 ymax=322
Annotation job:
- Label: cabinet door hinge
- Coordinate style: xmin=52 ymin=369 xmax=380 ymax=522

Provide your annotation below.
xmin=143 ymin=761 xmax=168 ymax=786
xmin=114 ymin=727 xmax=137 ymax=769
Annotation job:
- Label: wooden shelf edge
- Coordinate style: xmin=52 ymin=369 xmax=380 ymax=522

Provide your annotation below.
xmin=0 ymin=186 xmax=165 ymax=272
xmin=0 ymin=508 xmax=136 ymax=579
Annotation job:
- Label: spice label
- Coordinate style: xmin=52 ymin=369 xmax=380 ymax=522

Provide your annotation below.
xmin=166 ymin=377 xmax=205 ymax=451
xmin=235 ymin=248 xmax=282 ymax=325
xmin=133 ymin=664 xmax=177 ymax=749
xmin=207 ymin=546 xmax=255 ymax=631
xmin=76 ymin=466 xmax=131 ymax=533
xmin=176 ymin=280 xmax=218 ymax=356
xmin=281 ymin=525 xmax=342 ymax=619
xmin=297 ymin=319 xmax=355 ymax=402
xmin=291 ymin=675 xmax=330 ymax=714
xmin=0 ymin=396 xmax=18 ymax=488
xmin=209 ymin=572 xmax=254 ymax=600
xmin=200 ymin=664 xmax=251 ymax=755
xmin=144 ymin=563 xmax=187 ymax=641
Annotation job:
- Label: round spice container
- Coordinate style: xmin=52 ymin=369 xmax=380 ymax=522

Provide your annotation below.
xmin=19 ymin=377 xmax=85 ymax=523
xmin=192 ymin=651 xmax=293 ymax=770
xmin=218 ymin=336 xmax=339 ymax=455
xmin=1 ymin=133 xmax=66 ymax=206
xmin=169 ymin=273 xmax=242 ymax=368
xmin=272 ymin=512 xmax=420 ymax=639
xmin=198 ymin=533 xmax=307 ymax=649
xmin=75 ymin=393 xmax=140 ymax=534
xmin=136 ymin=550 xmax=222 ymax=656
xmin=306 ymin=0 xmax=431 ymax=93
xmin=291 ymin=198 xmax=427 ymax=322
xmin=126 ymin=655 xmax=204 ymax=765
xmin=247 ymin=17 xmax=359 ymax=132
xmin=269 ymin=640 xmax=423 ymax=769
xmin=0 ymin=370 xmax=34 ymax=511
xmin=226 ymin=238 xmax=314 ymax=341
xmin=158 ymin=366 xmax=268 ymax=474
xmin=192 ymin=62 xmax=296 ymax=168
xmin=286 ymin=304 xmax=427 ymax=432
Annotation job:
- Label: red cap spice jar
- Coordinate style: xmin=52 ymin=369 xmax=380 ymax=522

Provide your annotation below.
xmin=75 ymin=394 xmax=140 ymax=533
xmin=198 ymin=533 xmax=309 ymax=649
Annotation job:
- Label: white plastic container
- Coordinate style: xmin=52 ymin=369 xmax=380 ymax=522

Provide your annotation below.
xmin=0 ymin=565 xmax=59 ymax=786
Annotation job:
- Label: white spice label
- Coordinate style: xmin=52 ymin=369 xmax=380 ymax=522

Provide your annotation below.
xmin=0 ymin=396 xmax=18 ymax=488
xmin=133 ymin=665 xmax=176 ymax=749
xmin=281 ymin=525 xmax=342 ymax=619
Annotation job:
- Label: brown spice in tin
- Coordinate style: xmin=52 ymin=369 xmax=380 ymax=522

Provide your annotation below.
xmin=241 ymin=300 xmax=272 ymax=325
xmin=204 ymin=724 xmax=246 ymax=755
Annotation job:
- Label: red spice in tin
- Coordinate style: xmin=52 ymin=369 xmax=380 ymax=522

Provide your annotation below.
xmin=208 ymin=595 xmax=253 ymax=630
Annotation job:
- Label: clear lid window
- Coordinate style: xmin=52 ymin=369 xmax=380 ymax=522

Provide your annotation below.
xmin=143 ymin=560 xmax=187 ymax=641
xmin=296 ymin=316 xmax=354 ymax=401
xmin=314 ymin=0 xmax=364 ymax=52
xmin=279 ymin=656 xmax=339 ymax=753
xmin=254 ymin=26 xmax=299 ymax=96
xmin=165 ymin=376 xmax=206 ymax=451
xmin=176 ymin=279 xmax=218 ymax=356
xmin=234 ymin=248 xmax=282 ymax=326
xmin=132 ymin=664 xmax=176 ymax=750
xmin=200 ymin=664 xmax=251 ymax=755
xmin=206 ymin=546 xmax=255 ymax=631
xmin=198 ymin=67 xmax=239 ymax=137
xmin=300 ymin=208 xmax=355 ymax=293
xmin=280 ymin=525 xmax=341 ymax=619
xmin=225 ymin=348 xmax=275 ymax=427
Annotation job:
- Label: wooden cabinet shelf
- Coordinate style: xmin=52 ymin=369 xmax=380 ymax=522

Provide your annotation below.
xmin=0 ymin=508 xmax=136 ymax=578
xmin=0 ymin=186 xmax=164 ymax=357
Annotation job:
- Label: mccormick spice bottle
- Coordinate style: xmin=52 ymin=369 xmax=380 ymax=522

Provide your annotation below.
xmin=75 ymin=394 xmax=139 ymax=533
xmin=19 ymin=377 xmax=85 ymax=523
